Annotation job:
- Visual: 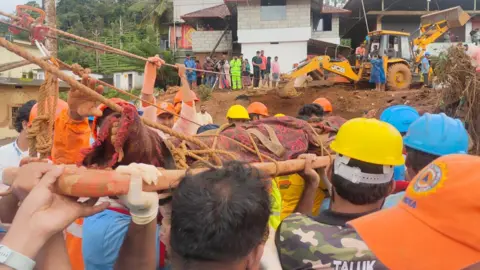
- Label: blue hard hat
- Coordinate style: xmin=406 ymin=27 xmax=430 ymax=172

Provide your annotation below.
xmin=425 ymin=52 xmax=431 ymax=56
xmin=403 ymin=113 xmax=469 ymax=156
xmin=88 ymin=116 xmax=94 ymax=121
xmin=380 ymin=105 xmax=420 ymax=133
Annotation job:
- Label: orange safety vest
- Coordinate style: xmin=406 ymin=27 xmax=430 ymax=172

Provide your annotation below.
xmin=65 ymin=218 xmax=84 ymax=270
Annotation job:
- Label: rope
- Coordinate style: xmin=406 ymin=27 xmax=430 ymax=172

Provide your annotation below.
xmin=27 ymin=72 xmax=58 ymax=158
xmin=0 ymin=12 xmax=228 ymax=76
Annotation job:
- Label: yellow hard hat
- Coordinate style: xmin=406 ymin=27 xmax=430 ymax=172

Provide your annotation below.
xmin=274 ymin=113 xmax=285 ymax=117
xmin=330 ymin=118 xmax=404 ymax=166
xmin=226 ymin=105 xmax=250 ymax=120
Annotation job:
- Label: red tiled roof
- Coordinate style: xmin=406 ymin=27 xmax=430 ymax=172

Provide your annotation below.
xmin=322 ymin=5 xmax=351 ymax=14
xmin=181 ymin=4 xmax=231 ymax=19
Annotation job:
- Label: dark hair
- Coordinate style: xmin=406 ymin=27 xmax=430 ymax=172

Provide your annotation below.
xmin=405 ymin=146 xmax=439 ymax=174
xmin=331 ymin=156 xmax=393 ymax=205
xmin=235 ymin=95 xmax=251 ymax=102
xmin=170 ymin=162 xmax=271 ymax=266
xmin=186 ymin=54 xmax=191 ymax=57
xmin=15 ymin=100 xmax=36 ymax=133
xmin=195 ymin=60 xmax=199 ymax=63
xmin=297 ymin=104 xmax=324 ymax=119
xmin=256 ymin=51 xmax=260 ymax=54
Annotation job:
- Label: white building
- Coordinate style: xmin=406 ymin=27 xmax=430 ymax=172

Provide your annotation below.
xmin=0 ymin=39 xmax=41 ymax=79
xmin=113 ymin=71 xmax=144 ymax=90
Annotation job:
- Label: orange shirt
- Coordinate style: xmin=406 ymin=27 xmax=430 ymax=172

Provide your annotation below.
xmin=355 ymin=47 xmax=366 ymax=56
xmin=260 ymin=55 xmax=267 ymax=70
xmin=51 ymin=109 xmax=91 ymax=165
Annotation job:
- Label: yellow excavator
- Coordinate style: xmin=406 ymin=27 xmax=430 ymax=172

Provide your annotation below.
xmin=281 ymin=6 xmax=470 ymax=95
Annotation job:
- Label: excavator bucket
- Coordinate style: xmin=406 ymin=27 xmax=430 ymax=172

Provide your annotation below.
xmin=421 ymin=6 xmax=470 ymax=28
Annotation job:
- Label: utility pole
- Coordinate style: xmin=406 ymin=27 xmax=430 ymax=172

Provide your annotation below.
xmin=43 ymin=0 xmax=57 ymax=56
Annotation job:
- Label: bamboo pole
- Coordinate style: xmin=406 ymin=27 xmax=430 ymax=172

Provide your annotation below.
xmin=2 ymin=156 xmax=333 ymax=197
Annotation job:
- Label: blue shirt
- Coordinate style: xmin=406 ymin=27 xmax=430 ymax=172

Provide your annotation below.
xmin=383 ymin=191 xmax=405 ymax=208
xmin=82 ymin=210 xmax=163 ymax=270
xmin=421 ymin=57 xmax=430 ymax=74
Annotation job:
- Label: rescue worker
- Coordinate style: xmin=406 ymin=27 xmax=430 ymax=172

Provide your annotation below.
xmin=313 ymin=97 xmax=332 ymax=115
xmin=226 ymin=105 xmax=250 ymax=125
xmin=155 ymin=102 xmax=176 ymax=128
xmin=184 ymin=54 xmax=196 ymax=88
xmin=350 ymin=155 xmax=480 ymax=269
xmin=380 ymin=105 xmax=420 ymax=187
xmin=230 ymin=54 xmax=243 ymax=90
xmin=276 ymin=118 xmax=403 ymax=269
xmin=247 ymin=102 xmax=269 ymax=120
xmin=383 ymin=113 xmax=469 ymax=208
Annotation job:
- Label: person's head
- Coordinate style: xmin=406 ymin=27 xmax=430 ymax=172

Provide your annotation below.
xmin=186 ymin=54 xmax=191 ymax=60
xmin=313 ymin=98 xmax=333 ymax=114
xmin=222 ymin=52 xmax=227 ymax=59
xmin=329 ymin=118 xmax=403 ymax=211
xmin=213 ymin=55 xmax=217 ymax=61
xmin=156 ymin=102 xmax=176 ymax=128
xmin=226 ymin=105 xmax=250 ymax=124
xmin=234 ymin=94 xmax=251 ymax=108
xmin=424 ymin=52 xmax=431 ymax=58
xmin=373 ymin=45 xmax=378 ymax=49
xmin=349 ymin=154 xmax=480 ymax=270
xmin=195 ymin=60 xmax=199 ymax=64
xmin=379 ymin=105 xmax=419 ymax=136
xmin=233 ymin=55 xmax=238 ymax=60
xmin=361 ymin=43 xmax=365 ymax=48
xmin=403 ymin=113 xmax=468 ymax=176
xmin=170 ymin=162 xmax=271 ymax=270
xmin=29 ymin=97 xmax=68 ymax=130
xmin=247 ymin=102 xmax=269 ymax=121
xmin=297 ymin=104 xmax=324 ymax=120
xmin=464 ymin=44 xmax=469 ymax=51
xmin=256 ymin=51 xmax=260 ymax=56
xmin=267 ymin=56 xmax=271 ymax=64
xmin=274 ymin=56 xmax=278 ymax=61
xmin=15 ymin=100 xmax=36 ymax=134
xmin=261 ymin=50 xmax=264 ymax=56
xmin=245 ymin=58 xmax=249 ymax=62
xmin=200 ymin=104 xmax=207 ymax=113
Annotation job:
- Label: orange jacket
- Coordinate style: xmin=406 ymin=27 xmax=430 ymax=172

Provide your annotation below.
xmin=52 ymin=109 xmax=91 ymax=270
xmin=51 ymin=109 xmax=91 ymax=165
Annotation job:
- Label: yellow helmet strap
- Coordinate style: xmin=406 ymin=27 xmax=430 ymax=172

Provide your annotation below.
xmin=334 ymin=155 xmax=393 ymax=184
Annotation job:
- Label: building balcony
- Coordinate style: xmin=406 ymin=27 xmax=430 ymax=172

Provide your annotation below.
xmin=191 ymin=30 xmax=232 ymax=53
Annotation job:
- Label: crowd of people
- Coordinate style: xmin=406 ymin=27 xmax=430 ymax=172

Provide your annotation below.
xmin=183 ymin=50 xmax=281 ymax=91
xmin=0 ymin=53 xmax=479 ymax=270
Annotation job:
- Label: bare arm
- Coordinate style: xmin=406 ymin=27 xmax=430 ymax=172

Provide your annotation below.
xmin=294 ymin=155 xmax=321 ymax=215
xmin=0 ymin=195 xmax=19 ymax=223
xmin=36 ymin=233 xmax=71 ymax=270
xmin=177 ymin=64 xmax=193 ymax=103
xmin=114 ymin=220 xmax=157 ymax=270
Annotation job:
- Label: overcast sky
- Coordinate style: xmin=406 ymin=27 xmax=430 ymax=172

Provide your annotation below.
xmin=0 ymin=0 xmax=41 ymax=14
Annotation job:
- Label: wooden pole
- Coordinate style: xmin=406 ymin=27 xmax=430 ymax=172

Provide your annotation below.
xmin=2 ymin=156 xmax=333 ymax=197
xmin=44 ymin=0 xmax=57 ymax=56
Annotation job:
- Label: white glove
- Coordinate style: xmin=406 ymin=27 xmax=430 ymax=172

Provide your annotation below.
xmin=116 ymin=163 xmax=161 ymax=225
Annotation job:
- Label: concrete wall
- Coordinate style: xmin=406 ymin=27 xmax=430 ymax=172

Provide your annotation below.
xmin=173 ymin=0 xmax=224 ymax=22
xmin=0 ymin=86 xmax=39 ymax=140
xmin=381 ymin=16 xmax=421 ymax=38
xmin=311 ymin=15 xmax=341 ymax=44
xmin=237 ymin=0 xmax=311 ymax=31
xmin=192 ymin=31 xmax=232 ymax=53
xmin=242 ymin=41 xmax=308 ymax=73
xmin=113 ymin=71 xmax=144 ymax=90
xmin=0 ymin=40 xmax=41 ymax=79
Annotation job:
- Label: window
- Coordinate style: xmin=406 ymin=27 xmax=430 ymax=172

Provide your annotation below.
xmin=315 ymin=14 xmax=332 ymax=32
xmin=260 ymin=0 xmax=286 ymax=21
xmin=9 ymin=105 xmax=21 ymax=129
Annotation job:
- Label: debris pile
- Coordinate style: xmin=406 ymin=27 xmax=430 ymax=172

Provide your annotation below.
xmin=435 ymin=46 xmax=480 ymax=154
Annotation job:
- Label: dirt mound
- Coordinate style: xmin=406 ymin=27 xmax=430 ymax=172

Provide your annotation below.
xmin=166 ymin=86 xmax=180 ymax=94
xmin=199 ymin=86 xmax=437 ymax=125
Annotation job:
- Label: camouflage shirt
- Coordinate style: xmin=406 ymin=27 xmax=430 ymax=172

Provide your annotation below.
xmin=276 ymin=213 xmax=387 ymax=270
